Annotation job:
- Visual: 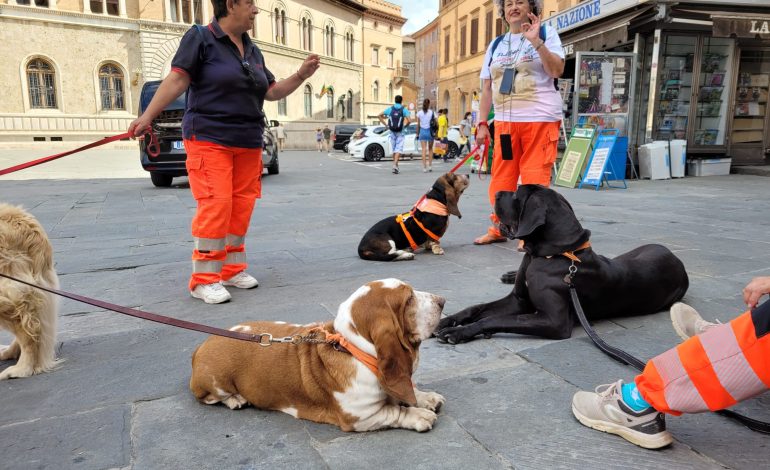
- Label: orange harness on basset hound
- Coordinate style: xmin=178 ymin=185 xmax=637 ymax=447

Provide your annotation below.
xmin=395 ymin=198 xmax=448 ymax=251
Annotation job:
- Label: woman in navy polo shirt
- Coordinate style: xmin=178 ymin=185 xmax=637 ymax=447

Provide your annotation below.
xmin=128 ymin=0 xmax=319 ymax=304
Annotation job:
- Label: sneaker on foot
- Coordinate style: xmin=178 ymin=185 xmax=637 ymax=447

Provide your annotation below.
xmin=572 ymin=380 xmax=673 ymax=449
xmin=428 ymin=166 xmax=433 ymax=172
xmin=423 ymin=167 xmax=428 ymax=173
xmin=670 ymin=302 xmax=718 ymax=341
xmin=222 ymin=271 xmax=259 ymax=289
xmin=392 ymin=167 xmax=399 ymax=174
xmin=190 ymin=282 xmax=232 ymax=304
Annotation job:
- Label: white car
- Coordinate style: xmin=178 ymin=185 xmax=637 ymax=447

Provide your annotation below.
xmin=349 ymin=124 xmax=420 ymax=161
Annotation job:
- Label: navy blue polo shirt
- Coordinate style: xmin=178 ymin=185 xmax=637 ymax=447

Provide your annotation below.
xmin=171 ymin=20 xmax=275 ymax=148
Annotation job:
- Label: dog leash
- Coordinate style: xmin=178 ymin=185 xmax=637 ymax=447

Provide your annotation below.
xmin=564 ymin=266 xmax=770 ymax=434
xmin=0 ymin=272 xmax=309 ymax=345
xmin=448 ymin=137 xmax=489 ymax=175
xmin=0 ymin=130 xmax=159 ymax=176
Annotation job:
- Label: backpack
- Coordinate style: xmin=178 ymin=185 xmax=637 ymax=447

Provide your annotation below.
xmin=388 ymin=106 xmax=404 ymax=133
xmin=488 ymin=25 xmax=558 ymax=91
xmin=429 ymin=110 xmax=438 ymax=136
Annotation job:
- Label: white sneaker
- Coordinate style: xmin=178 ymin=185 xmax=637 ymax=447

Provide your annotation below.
xmin=222 ymin=271 xmax=259 ymax=289
xmin=190 ymin=282 xmax=232 ymax=304
xmin=670 ymin=302 xmax=719 ymax=341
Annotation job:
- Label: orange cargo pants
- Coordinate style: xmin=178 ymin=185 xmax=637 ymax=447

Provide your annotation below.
xmin=184 ymin=138 xmax=263 ymax=290
xmin=487 ymin=120 xmax=560 ymax=230
xmin=636 ymin=300 xmax=770 ymax=415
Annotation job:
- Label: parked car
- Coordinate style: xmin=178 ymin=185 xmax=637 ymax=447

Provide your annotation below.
xmin=349 ymin=125 xmax=386 ymax=143
xmin=138 ymin=80 xmax=279 ymax=187
xmin=438 ymin=126 xmax=464 ymax=159
xmin=331 ymin=124 xmax=363 ymax=153
xmin=348 ymin=123 xmax=419 ymax=161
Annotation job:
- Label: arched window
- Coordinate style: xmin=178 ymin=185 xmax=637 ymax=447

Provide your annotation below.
xmin=274 ymin=8 xmax=287 ymax=45
xmin=304 ymin=84 xmax=312 ymax=117
xmin=166 ymin=0 xmax=201 ymax=23
xmin=324 ymin=24 xmax=335 ymax=57
xmin=98 ymin=63 xmax=125 ymax=110
xmin=326 ymin=89 xmax=334 ymax=118
xmin=278 ymin=96 xmax=287 ymax=116
xmin=26 ymin=58 xmax=57 ymax=109
xmin=346 ymin=90 xmax=353 ymax=119
xmin=345 ymin=30 xmax=354 ymax=61
xmin=387 ymin=82 xmax=393 ymax=103
xmin=372 ymin=81 xmax=379 ymax=103
xmin=301 ymin=16 xmax=313 ymax=51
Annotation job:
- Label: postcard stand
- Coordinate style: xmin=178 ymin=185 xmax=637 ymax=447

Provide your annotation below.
xmin=579 ymin=129 xmax=626 ymax=190
xmin=554 ymin=127 xmax=596 ymax=188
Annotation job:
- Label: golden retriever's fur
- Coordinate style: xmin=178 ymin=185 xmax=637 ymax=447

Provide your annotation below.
xmin=0 ymin=203 xmax=59 ymax=380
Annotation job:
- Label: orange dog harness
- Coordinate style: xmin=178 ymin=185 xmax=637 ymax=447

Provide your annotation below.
xmin=395 ymin=199 xmax=448 ymax=250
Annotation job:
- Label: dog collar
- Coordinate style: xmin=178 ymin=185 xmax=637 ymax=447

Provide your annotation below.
xmin=324 ymin=331 xmax=380 ymax=377
xmin=560 ymin=240 xmax=592 ymax=262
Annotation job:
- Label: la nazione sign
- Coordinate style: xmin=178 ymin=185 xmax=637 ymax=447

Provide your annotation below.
xmin=544 ymin=0 xmax=642 ymax=34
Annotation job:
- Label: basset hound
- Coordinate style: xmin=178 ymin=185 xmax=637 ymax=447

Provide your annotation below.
xmin=358 ymin=173 xmax=470 ymax=261
xmin=190 ymin=279 xmax=446 ymax=432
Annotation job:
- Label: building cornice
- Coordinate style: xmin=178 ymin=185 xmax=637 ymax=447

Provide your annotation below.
xmin=329 ymin=0 xmax=369 ymax=14
xmin=364 ymin=9 xmax=407 ymax=26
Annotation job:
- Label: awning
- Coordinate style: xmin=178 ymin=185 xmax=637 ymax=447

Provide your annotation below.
xmin=712 ymin=14 xmax=770 ymax=39
xmin=559 ymin=6 xmax=654 ymax=59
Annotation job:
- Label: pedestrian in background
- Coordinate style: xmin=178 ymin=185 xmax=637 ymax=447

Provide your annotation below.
xmin=459 ymin=111 xmax=473 ymax=156
xmin=315 ymin=128 xmax=323 ymax=152
xmin=573 ymin=275 xmax=770 ymax=449
xmin=322 ymin=124 xmax=332 ymax=153
xmin=416 ymin=99 xmax=436 ymax=173
xmin=274 ymin=122 xmax=286 ymax=151
xmin=378 ymin=95 xmax=411 ymax=174
xmin=474 ymin=0 xmax=564 ymax=245
xmin=437 ymin=108 xmax=449 ymax=162
xmin=128 ymin=0 xmax=319 ymax=304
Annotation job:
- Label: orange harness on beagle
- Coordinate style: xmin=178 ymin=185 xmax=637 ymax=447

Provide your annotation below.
xmin=395 ymin=199 xmax=448 ymax=250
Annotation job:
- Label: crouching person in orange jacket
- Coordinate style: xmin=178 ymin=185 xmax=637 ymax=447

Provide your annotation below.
xmin=572 ymin=276 xmax=770 ymax=449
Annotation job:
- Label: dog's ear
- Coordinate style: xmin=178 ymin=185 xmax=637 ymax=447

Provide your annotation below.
xmin=444 ymin=183 xmax=461 ymax=219
xmin=369 ymin=287 xmax=417 ymax=406
xmin=514 ymin=195 xmax=546 ymax=238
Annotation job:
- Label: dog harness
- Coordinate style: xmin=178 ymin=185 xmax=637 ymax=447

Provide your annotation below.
xmin=395 ymin=199 xmax=449 ymax=250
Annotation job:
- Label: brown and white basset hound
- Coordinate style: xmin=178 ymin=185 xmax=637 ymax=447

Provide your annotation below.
xmin=358 ymin=173 xmax=470 ymax=261
xmin=189 ymin=279 xmax=446 ymax=432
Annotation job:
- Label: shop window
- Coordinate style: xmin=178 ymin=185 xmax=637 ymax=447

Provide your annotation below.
xmin=653 ymin=35 xmax=696 ymax=142
xmin=731 ymin=50 xmax=770 ymax=147
xmin=26 ymin=58 xmax=57 ymax=109
xmin=98 ymin=63 xmax=125 ymax=110
xmin=693 ymin=38 xmax=734 ymax=146
xmin=304 ymin=84 xmax=312 ymax=117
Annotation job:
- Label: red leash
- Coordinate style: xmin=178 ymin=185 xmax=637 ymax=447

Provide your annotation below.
xmin=449 ymin=137 xmax=489 ymax=174
xmin=0 ymin=130 xmax=159 ymax=176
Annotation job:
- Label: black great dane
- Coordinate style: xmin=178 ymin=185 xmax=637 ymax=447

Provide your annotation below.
xmin=435 ymin=185 xmax=689 ymax=343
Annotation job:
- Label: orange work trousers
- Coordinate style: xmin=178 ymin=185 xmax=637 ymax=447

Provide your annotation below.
xmin=636 ymin=300 xmax=770 ymax=415
xmin=184 ymin=138 xmax=263 ymax=290
xmin=487 ymin=121 xmax=560 ymax=226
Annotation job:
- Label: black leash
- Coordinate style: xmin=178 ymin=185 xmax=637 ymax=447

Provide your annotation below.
xmin=565 ymin=269 xmax=770 ymax=434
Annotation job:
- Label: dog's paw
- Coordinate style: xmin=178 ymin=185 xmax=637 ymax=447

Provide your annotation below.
xmin=0 ymin=365 xmax=33 ymax=381
xmin=406 ymin=407 xmax=438 ymax=432
xmin=0 ymin=343 xmax=20 ymax=361
xmin=394 ymin=251 xmax=415 ymax=261
xmin=433 ymin=326 xmax=475 ymax=345
xmin=415 ymin=390 xmax=445 ymax=413
xmin=434 ymin=316 xmax=459 ymax=334
xmin=431 ymin=245 xmax=445 ymax=255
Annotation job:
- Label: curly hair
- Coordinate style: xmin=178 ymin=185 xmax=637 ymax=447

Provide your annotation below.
xmin=494 ymin=0 xmax=544 ymax=22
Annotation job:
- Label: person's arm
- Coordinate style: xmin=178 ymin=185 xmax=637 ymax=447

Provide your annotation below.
xmin=522 ymin=13 xmax=564 ymax=78
xmin=743 ymin=276 xmax=770 ymax=307
xmin=265 ymin=54 xmax=321 ymax=101
xmin=378 ymin=111 xmax=388 ymax=126
xmin=475 ymin=79 xmax=493 ymax=143
xmin=128 ymin=71 xmax=190 ymax=137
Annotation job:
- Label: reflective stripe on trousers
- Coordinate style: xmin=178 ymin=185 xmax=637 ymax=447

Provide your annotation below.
xmin=636 ymin=300 xmax=770 ymax=415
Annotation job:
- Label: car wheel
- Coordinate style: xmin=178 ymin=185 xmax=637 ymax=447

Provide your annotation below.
xmin=364 ymin=144 xmax=384 ymax=162
xmin=150 ymin=172 xmax=173 ymax=187
xmin=267 ymin=158 xmax=279 ymax=175
xmin=447 ymin=142 xmax=460 ymax=159
xmin=343 ymin=142 xmax=349 ymax=153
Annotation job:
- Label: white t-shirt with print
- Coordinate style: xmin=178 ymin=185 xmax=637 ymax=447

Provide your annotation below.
xmin=416 ymin=109 xmax=436 ymax=130
xmin=480 ymin=24 xmax=564 ymax=123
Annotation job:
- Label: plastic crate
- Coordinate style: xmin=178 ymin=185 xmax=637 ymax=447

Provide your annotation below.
xmin=686 ymin=158 xmax=732 ymax=177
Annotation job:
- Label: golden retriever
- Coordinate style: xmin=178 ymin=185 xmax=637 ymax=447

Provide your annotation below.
xmin=0 ymin=203 xmax=59 ymax=380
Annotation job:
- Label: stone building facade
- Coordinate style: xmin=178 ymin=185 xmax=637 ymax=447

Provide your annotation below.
xmin=412 ymin=17 xmax=439 ymax=107
xmin=0 ymin=0 xmax=405 ymax=147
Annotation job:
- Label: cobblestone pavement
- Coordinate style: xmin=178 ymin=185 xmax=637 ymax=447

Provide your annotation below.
xmin=1 ymin=148 xmax=769 ymax=469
